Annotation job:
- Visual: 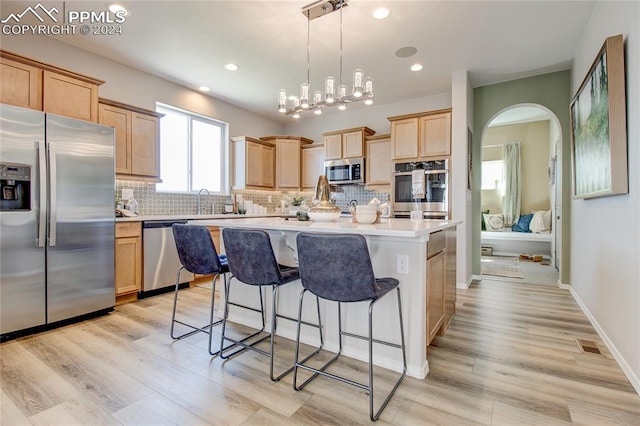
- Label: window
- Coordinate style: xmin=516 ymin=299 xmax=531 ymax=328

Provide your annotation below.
xmin=481 ymin=160 xmax=504 ymax=190
xmin=156 ymin=103 xmax=228 ymax=193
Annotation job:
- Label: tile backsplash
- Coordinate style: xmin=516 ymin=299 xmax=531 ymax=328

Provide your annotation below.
xmin=116 ymin=180 xmax=389 ymax=215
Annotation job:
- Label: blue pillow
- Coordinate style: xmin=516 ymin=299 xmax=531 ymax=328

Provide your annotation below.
xmin=512 ymin=214 xmax=533 ymax=232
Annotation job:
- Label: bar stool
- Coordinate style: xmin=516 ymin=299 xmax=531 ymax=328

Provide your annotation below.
xmin=171 ymin=224 xmax=229 ymax=356
xmin=219 ymin=228 xmax=323 ymax=381
xmin=294 ymin=232 xmax=407 ymax=421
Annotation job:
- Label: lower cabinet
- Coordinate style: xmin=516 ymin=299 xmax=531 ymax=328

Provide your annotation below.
xmin=426 ymin=230 xmax=446 ymax=345
xmin=115 ymin=222 xmax=142 ymax=301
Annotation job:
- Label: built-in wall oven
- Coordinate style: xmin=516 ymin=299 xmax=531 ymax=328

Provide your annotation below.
xmin=392 ymin=159 xmax=448 ymax=219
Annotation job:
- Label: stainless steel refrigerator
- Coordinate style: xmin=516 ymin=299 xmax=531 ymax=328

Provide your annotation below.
xmin=0 ymin=103 xmax=115 ymax=338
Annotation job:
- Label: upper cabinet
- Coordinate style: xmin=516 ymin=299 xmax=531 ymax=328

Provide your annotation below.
xmin=0 ymin=50 xmax=103 ymax=122
xmin=99 ymin=99 xmax=163 ymax=181
xmin=301 ymin=144 xmax=325 ymax=190
xmin=365 ymin=134 xmax=391 ymax=187
xmin=231 ymin=136 xmax=275 ymax=190
xmin=322 ymin=127 xmax=375 ymax=160
xmin=260 ymin=136 xmax=312 ymax=190
xmin=389 ymin=109 xmax=451 ymax=161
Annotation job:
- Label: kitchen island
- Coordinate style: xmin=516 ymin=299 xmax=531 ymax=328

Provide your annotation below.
xmin=195 ymin=217 xmax=459 ymax=379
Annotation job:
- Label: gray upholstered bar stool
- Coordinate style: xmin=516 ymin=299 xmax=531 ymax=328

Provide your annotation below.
xmin=294 ymin=232 xmax=407 ymax=421
xmin=219 ymin=228 xmax=322 ymax=381
xmin=171 ymin=224 xmax=229 ymax=356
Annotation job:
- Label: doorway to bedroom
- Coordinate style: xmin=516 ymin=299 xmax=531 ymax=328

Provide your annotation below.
xmin=479 ymin=104 xmax=560 ymax=285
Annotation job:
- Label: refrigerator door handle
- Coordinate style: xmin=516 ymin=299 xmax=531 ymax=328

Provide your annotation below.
xmin=37 ymin=140 xmax=47 ymax=247
xmin=48 ymin=143 xmax=57 ymax=247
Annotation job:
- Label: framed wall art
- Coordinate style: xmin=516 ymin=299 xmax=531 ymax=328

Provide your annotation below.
xmin=570 ymin=34 xmax=627 ymax=199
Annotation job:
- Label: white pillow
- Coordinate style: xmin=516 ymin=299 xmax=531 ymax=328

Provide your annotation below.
xmin=529 ymin=210 xmax=552 ymax=233
xmin=483 ymin=213 xmax=504 ymax=231
xmin=543 ymin=210 xmax=552 ymax=231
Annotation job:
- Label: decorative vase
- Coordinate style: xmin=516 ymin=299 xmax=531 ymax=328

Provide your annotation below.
xmin=307 ymin=175 xmax=341 ymax=222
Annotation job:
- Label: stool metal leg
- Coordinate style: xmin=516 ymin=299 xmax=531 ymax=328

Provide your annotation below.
xmin=207 ymin=273 xmax=226 ymax=356
xmin=171 ymin=267 xmax=222 ymax=341
xmin=293 ymin=288 xmax=407 ymax=421
xmin=270 ymin=286 xmax=324 ymax=382
xmin=218 ymin=276 xmax=270 ymax=360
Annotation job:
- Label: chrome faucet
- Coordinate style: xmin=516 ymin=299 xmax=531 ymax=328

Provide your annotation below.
xmin=197 ymin=188 xmax=210 ymax=214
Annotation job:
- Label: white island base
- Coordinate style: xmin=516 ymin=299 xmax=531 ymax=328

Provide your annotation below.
xmin=195 ymin=217 xmax=459 ymax=379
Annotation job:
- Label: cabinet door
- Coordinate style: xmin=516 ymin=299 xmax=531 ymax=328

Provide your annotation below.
xmin=342 ymin=131 xmax=364 ymax=158
xmin=366 ymin=138 xmax=391 ymax=186
xmin=302 ymin=146 xmax=325 ymax=189
xmin=115 ymin=236 xmax=142 ymax=295
xmin=391 ymin=117 xmax=418 ymax=159
xmin=261 ymin=144 xmax=275 ymax=188
xmin=426 ymin=250 xmax=445 ymax=345
xmin=43 ymin=70 xmax=98 ymax=122
xmin=276 ymin=139 xmax=301 ymax=189
xmin=131 ymin=112 xmax=159 ymax=177
xmin=0 ymin=58 xmax=42 ymax=110
xmin=245 ymin=141 xmax=262 ymax=186
xmin=99 ymin=103 xmax=131 ymax=174
xmin=323 ymin=134 xmax=342 ymax=160
xmin=419 ymin=112 xmax=451 ymax=158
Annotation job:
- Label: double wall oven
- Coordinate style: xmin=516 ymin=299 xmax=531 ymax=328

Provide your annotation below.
xmin=392 ymin=159 xmax=449 ymax=219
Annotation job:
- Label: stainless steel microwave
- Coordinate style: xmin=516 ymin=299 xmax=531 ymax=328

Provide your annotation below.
xmin=325 ymin=158 xmax=365 ymax=185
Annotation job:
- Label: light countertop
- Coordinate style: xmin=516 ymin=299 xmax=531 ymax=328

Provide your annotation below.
xmin=115 ymin=213 xmax=285 ymax=222
xmin=194 ymin=216 xmax=461 ymax=239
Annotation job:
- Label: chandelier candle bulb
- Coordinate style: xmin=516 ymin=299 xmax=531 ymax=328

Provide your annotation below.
xmin=353 ymin=69 xmax=364 ymax=97
xmin=325 ymin=76 xmax=335 ymax=103
xmin=278 ymin=90 xmax=287 ymax=112
xmin=364 ymin=77 xmax=374 ymax=105
xmin=300 ymin=83 xmax=310 ymax=108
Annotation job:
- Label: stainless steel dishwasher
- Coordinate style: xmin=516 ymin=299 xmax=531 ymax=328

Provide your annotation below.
xmin=142 ymin=220 xmax=194 ymax=296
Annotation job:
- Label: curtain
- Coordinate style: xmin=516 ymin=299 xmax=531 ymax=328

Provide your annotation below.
xmin=502 ymin=142 xmax=521 ymax=225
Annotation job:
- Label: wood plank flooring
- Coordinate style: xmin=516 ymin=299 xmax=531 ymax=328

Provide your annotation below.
xmin=1 ymin=277 xmax=639 ymax=425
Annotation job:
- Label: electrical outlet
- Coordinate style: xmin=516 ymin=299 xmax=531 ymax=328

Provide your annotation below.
xmin=268 ymin=195 xmax=272 ymax=203
xmin=396 ymin=254 xmax=409 ymax=275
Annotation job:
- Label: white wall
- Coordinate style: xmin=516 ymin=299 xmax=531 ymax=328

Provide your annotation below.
xmin=1 ymin=36 xmax=284 ymax=138
xmin=451 ymin=70 xmax=473 ymax=287
xmin=284 ymin=92 xmax=452 ymax=143
xmin=570 ymin=1 xmax=640 ymax=392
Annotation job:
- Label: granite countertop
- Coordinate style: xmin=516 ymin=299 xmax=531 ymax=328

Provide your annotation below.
xmin=194 ymin=217 xmax=461 ymax=239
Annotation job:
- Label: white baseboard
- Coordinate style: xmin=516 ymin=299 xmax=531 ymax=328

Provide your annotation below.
xmin=568 ymin=286 xmax=640 ymax=395
xmin=457 ymin=274 xmax=474 ymax=289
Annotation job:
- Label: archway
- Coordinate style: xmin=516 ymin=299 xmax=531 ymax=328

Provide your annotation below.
xmin=479 ymin=103 xmax=562 ymax=282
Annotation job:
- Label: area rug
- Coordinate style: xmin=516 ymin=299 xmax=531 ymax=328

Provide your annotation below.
xmin=481 ymin=256 xmax=524 ymax=279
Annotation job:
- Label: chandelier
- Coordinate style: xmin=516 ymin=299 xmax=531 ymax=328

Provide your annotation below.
xmin=278 ymin=0 xmax=374 ymax=118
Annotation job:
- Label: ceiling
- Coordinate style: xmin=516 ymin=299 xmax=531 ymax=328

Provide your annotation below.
xmin=2 ymin=1 xmax=596 ymax=123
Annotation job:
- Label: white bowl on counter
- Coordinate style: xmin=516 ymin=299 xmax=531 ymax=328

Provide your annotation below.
xmin=355 ymin=212 xmax=377 ymax=224
xmin=307 ymin=210 xmax=341 ymax=222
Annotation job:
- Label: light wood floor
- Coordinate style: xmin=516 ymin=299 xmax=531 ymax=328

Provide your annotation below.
xmin=1 ymin=277 xmax=639 ymax=425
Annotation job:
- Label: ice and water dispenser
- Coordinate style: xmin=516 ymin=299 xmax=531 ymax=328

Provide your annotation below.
xmin=0 ymin=163 xmax=31 ymax=211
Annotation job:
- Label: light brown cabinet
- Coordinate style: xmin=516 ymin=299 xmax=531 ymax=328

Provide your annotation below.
xmin=301 ymin=144 xmax=325 ymax=189
xmin=231 ymin=136 xmax=275 ymax=190
xmin=426 ymin=230 xmax=446 ymax=345
xmin=365 ymin=134 xmax=391 ymax=187
xmin=0 ymin=56 xmax=42 ymax=110
xmin=260 ymin=136 xmax=312 ymax=190
xmin=115 ymin=222 xmax=142 ymax=298
xmin=441 ymin=227 xmax=457 ymax=334
xmin=1 ymin=50 xmax=103 ymax=122
xmin=322 ymin=127 xmax=375 ymax=160
xmin=389 ymin=109 xmax=451 ymax=161
xmin=99 ymin=99 xmax=163 ymax=181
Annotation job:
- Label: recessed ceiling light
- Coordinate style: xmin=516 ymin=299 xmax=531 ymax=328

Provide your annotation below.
xmin=410 ymin=63 xmax=423 ymax=72
xmin=225 ymin=63 xmax=239 ymax=71
xmin=373 ymin=7 xmax=390 ymax=19
xmin=199 ymin=86 xmax=210 ymax=92
xmin=108 ymin=3 xmax=128 ymax=16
